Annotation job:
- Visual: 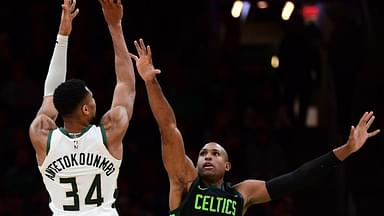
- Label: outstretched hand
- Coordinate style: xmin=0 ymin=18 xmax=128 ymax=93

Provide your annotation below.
xmin=130 ymin=39 xmax=161 ymax=82
xmin=99 ymin=0 xmax=123 ymax=27
xmin=346 ymin=111 xmax=380 ymax=153
xmin=59 ymin=0 xmax=79 ymax=36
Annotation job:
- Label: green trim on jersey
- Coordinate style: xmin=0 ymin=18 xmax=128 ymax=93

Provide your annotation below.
xmin=59 ymin=125 xmax=93 ymax=139
xmin=100 ymin=125 xmax=108 ymax=148
xmin=46 ymin=130 xmax=53 ymax=155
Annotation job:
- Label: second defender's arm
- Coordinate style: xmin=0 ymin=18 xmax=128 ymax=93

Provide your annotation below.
xmin=131 ymin=39 xmax=197 ymax=209
xmin=146 ymin=78 xmax=196 ymax=179
xmin=132 ymin=39 xmax=197 ymax=184
xmin=236 ymin=111 xmax=380 ymax=211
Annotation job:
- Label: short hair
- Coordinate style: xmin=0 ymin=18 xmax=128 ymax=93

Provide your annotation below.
xmin=53 ymin=79 xmax=88 ymax=117
xmin=201 ymin=142 xmax=230 ymax=162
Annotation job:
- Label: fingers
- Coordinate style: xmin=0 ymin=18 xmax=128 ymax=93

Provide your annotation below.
xmin=107 ymin=0 xmax=120 ymax=7
xmin=70 ymin=0 xmax=76 ymax=11
xmin=358 ymin=111 xmax=375 ymax=129
xmin=134 ymin=39 xmax=150 ymax=56
xmin=139 ymin=39 xmax=146 ymax=53
xmin=99 ymin=0 xmax=110 ymax=8
xmin=134 ymin=40 xmax=143 ymax=56
xmin=364 ymin=111 xmax=374 ymax=123
xmin=63 ymin=0 xmax=79 ymax=16
xmin=368 ymin=129 xmax=381 ymax=138
xmin=358 ymin=111 xmax=380 ymax=138
xmin=147 ymin=45 xmax=152 ymax=58
xmin=364 ymin=111 xmax=373 ymax=124
xmin=358 ymin=111 xmax=369 ymax=126
xmin=115 ymin=0 xmax=122 ymax=5
xmin=63 ymin=0 xmax=76 ymax=11
xmin=100 ymin=0 xmax=121 ymax=8
xmin=129 ymin=53 xmax=139 ymax=62
xmin=366 ymin=114 xmax=375 ymax=129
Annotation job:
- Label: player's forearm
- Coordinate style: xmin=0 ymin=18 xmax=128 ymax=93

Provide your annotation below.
xmin=109 ymin=26 xmax=135 ymax=88
xmin=44 ymin=35 xmax=68 ymax=96
xmin=145 ymin=78 xmax=177 ymax=128
xmin=108 ymin=26 xmax=136 ymax=116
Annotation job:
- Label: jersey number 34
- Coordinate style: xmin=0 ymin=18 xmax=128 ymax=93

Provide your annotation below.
xmin=60 ymin=174 xmax=104 ymax=211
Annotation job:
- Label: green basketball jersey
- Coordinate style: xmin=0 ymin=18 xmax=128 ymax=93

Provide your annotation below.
xmin=169 ymin=177 xmax=244 ymax=216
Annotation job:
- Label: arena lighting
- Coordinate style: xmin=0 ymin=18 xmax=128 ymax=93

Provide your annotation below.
xmin=281 ymin=1 xmax=295 ymax=21
xmin=302 ymin=4 xmax=320 ymax=23
xmin=271 ymin=55 xmax=279 ymax=68
xmin=231 ymin=1 xmax=244 ymax=18
xmin=240 ymin=1 xmax=251 ymax=21
xmin=257 ymin=1 xmax=268 ymax=9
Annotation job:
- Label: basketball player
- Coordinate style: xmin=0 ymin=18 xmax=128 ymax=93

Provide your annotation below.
xmin=130 ymin=39 xmax=380 ymax=215
xmin=29 ymin=0 xmax=135 ymax=215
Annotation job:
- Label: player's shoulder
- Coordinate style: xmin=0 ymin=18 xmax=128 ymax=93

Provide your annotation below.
xmin=233 ymin=179 xmax=266 ymax=191
xmin=29 ymin=114 xmax=57 ymax=158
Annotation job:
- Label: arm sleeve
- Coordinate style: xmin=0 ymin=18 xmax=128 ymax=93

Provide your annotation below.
xmin=44 ymin=34 xmax=69 ymax=96
xmin=266 ymin=151 xmax=342 ymax=201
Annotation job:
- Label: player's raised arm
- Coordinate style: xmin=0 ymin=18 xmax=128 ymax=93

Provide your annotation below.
xmin=98 ymin=0 xmax=135 ymax=160
xmin=100 ymin=0 xmax=135 ymax=118
xmin=236 ymin=111 xmax=380 ymax=212
xmin=29 ymin=0 xmax=78 ymax=165
xmin=131 ymin=39 xmax=197 ymax=209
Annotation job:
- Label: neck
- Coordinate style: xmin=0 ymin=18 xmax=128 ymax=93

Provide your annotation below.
xmin=201 ymin=177 xmax=225 ymax=189
xmin=63 ymin=118 xmax=90 ymax=133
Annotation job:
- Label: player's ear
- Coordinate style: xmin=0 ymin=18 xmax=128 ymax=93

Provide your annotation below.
xmin=81 ymin=104 xmax=89 ymax=115
xmin=225 ymin=162 xmax=231 ymax=171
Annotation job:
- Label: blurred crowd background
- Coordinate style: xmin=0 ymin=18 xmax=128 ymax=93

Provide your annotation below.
xmin=0 ymin=0 xmax=383 ymax=215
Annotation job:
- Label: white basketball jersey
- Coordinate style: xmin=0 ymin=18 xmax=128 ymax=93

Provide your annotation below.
xmin=38 ymin=125 xmax=121 ymax=216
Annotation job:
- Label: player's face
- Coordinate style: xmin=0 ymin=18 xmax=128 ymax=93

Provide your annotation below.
xmin=197 ymin=142 xmax=230 ymax=181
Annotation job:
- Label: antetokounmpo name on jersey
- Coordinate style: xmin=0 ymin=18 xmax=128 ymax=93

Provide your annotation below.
xmin=44 ymin=153 xmax=116 ymax=180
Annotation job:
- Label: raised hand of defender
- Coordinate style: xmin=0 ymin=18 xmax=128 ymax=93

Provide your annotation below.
xmin=59 ymin=0 xmax=79 ymax=36
xmin=99 ymin=0 xmax=123 ymax=27
xmin=346 ymin=111 xmax=380 ymax=153
xmin=130 ymin=39 xmax=161 ymax=82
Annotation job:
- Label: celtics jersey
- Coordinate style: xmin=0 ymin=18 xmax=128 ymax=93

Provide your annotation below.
xmin=38 ymin=125 xmax=121 ymax=216
xmin=169 ymin=177 xmax=244 ymax=216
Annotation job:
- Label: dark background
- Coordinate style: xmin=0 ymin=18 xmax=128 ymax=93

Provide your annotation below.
xmin=1 ymin=0 xmax=383 ymax=215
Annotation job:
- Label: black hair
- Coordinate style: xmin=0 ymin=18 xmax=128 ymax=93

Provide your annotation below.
xmin=53 ymin=79 xmax=88 ymax=117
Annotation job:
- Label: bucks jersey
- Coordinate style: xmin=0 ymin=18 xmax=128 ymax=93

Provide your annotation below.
xmin=169 ymin=177 xmax=244 ymax=216
xmin=38 ymin=125 xmax=121 ymax=216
